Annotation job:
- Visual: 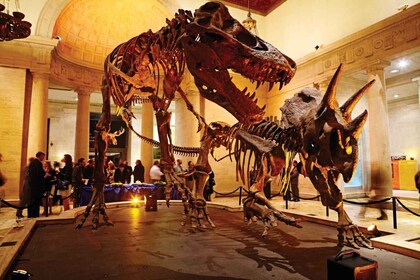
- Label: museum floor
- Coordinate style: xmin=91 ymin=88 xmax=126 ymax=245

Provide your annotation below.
xmin=0 ymin=191 xmax=419 ymax=279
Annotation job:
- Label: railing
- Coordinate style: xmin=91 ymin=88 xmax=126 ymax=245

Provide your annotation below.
xmin=213 ymin=186 xmax=419 ymax=229
xmin=1 ymin=186 xmax=419 ymax=229
xmin=0 ymin=190 xmax=73 ymax=217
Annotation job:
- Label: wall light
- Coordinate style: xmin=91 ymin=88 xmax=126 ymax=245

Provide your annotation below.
xmin=393 ymin=94 xmax=399 ymax=98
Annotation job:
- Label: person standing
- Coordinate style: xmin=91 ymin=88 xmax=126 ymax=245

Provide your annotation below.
xmin=415 ymin=170 xmax=420 ymax=194
xmin=106 ymin=161 xmax=116 ymax=184
xmin=16 ymin=157 xmax=35 ymax=218
xmin=290 ymin=160 xmax=300 ymax=202
xmin=133 ymin=159 xmax=145 ymax=183
xmin=184 ymin=161 xmax=196 ymax=190
xmin=204 ymin=171 xmax=215 ymax=201
xmin=114 ymin=163 xmax=126 ymax=183
xmin=72 ymin=158 xmax=86 ymax=207
xmin=58 ymin=154 xmax=73 ymax=189
xmin=150 ymin=160 xmax=164 ymax=183
xmin=174 ymin=159 xmax=184 ymax=175
xmin=0 ymin=154 xmax=6 ymax=202
xmin=123 ymin=160 xmax=133 ymax=184
xmin=27 ymin=152 xmax=46 ymax=218
xmin=83 ymin=158 xmax=95 ymax=186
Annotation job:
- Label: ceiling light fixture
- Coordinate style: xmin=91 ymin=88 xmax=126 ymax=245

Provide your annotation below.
xmin=0 ymin=0 xmax=32 ymax=41
xmin=394 ymin=94 xmax=399 ymax=98
xmin=389 ymin=69 xmax=399 ymax=74
xmin=242 ymin=0 xmax=258 ymax=35
xmin=397 ymin=59 xmax=409 ymax=69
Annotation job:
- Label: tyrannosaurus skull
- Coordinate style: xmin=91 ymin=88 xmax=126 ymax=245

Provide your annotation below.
xmin=182 ymin=1 xmax=296 ymax=125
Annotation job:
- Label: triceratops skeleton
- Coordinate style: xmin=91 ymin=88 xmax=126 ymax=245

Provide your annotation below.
xmin=78 ymin=1 xmax=372 ymax=249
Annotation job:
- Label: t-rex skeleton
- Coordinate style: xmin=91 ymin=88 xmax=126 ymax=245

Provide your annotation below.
xmin=77 ymin=1 xmax=372 ymax=249
xmin=77 ymin=1 xmax=295 ymax=229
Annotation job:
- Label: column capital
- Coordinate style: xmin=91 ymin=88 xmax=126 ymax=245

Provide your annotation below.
xmin=30 ymin=71 xmax=50 ymax=80
xmin=365 ymin=59 xmax=391 ymax=73
xmin=75 ymin=87 xmax=95 ymax=96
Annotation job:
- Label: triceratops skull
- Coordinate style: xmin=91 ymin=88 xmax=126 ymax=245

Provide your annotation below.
xmin=281 ymin=65 xmax=374 ymax=184
xmin=182 ymin=1 xmax=296 ymax=125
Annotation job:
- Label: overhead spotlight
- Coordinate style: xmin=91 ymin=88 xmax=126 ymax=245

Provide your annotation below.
xmin=397 ymin=59 xmax=409 ymax=69
xmin=55 ymin=35 xmax=62 ymax=41
xmin=367 ymin=224 xmax=382 ymax=238
xmin=393 ymin=94 xmax=399 ymax=98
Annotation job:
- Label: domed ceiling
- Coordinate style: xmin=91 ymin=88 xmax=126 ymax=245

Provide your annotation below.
xmin=52 ymin=0 xmax=173 ymax=70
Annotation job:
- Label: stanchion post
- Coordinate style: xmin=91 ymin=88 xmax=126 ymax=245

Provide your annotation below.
xmin=392 ymin=197 xmax=397 ymax=229
xmin=239 ymin=186 xmax=242 ymax=206
xmin=326 ymin=206 xmax=329 ymax=217
xmin=44 ymin=193 xmax=49 ymax=217
xmin=285 ymin=195 xmax=288 ymax=209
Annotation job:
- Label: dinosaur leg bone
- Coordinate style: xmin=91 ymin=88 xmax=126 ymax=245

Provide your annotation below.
xmin=307 ymin=164 xmax=372 ymax=249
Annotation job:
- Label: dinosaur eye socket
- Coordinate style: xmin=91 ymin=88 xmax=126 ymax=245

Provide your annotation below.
xmin=222 ymin=19 xmax=234 ymax=32
xmin=234 ymin=32 xmax=257 ymax=48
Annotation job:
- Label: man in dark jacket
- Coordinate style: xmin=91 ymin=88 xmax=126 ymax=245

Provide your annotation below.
xmin=123 ymin=161 xmax=133 ymax=184
xmin=114 ymin=163 xmax=126 ymax=184
xmin=27 ymin=151 xmax=46 ymax=217
xmin=72 ymin=158 xmax=86 ymax=207
xmin=133 ymin=160 xmax=145 ymax=183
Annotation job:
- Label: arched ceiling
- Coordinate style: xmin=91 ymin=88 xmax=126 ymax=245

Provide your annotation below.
xmin=52 ymin=0 xmax=173 ymax=70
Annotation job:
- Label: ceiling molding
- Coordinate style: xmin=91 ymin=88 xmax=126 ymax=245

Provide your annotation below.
xmin=221 ymin=0 xmax=287 ymax=16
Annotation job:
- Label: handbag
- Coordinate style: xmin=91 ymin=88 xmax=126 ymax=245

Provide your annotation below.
xmin=57 ymin=180 xmax=70 ymax=190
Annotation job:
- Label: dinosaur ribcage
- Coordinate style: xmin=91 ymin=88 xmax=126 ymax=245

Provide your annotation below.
xmin=226 ymin=120 xmax=302 ymax=186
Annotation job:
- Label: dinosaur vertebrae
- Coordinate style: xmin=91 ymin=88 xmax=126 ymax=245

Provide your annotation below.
xmin=105 ymin=9 xmax=193 ymax=109
xmin=134 ymin=132 xmax=200 ymax=157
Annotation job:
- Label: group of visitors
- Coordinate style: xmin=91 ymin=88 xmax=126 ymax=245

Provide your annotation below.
xmin=106 ymin=159 xmax=143 ymax=184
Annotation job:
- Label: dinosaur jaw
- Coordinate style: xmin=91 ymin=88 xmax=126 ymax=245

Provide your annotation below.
xmin=194 ymin=67 xmax=266 ymax=125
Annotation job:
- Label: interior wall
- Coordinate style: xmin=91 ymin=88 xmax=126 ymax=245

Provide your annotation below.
xmin=0 ymin=67 xmax=27 ymax=199
xmin=263 ymin=0 xmax=420 ymax=61
xmin=388 ymin=96 xmax=420 ymax=167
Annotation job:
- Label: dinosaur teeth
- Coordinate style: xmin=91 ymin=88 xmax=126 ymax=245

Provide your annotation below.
xmin=279 ymin=81 xmax=283 ymax=90
xmin=256 ymin=80 xmax=261 ymax=89
xmin=261 ymin=104 xmax=266 ymax=111
xmin=242 ymin=87 xmax=248 ymax=94
xmin=250 ymin=92 xmax=256 ymax=100
xmin=268 ymin=82 xmax=274 ymax=92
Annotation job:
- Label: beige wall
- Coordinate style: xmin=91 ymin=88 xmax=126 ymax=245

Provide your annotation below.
xmin=388 ymin=97 xmax=420 ymax=166
xmin=0 ymin=67 xmax=27 ymax=198
xmin=264 ymin=0 xmax=420 ymax=60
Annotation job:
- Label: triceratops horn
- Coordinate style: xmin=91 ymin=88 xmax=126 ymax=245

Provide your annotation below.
xmin=340 ymin=79 xmax=375 ymax=121
xmin=346 ymin=109 xmax=368 ymax=139
xmin=321 ymin=64 xmax=343 ymax=109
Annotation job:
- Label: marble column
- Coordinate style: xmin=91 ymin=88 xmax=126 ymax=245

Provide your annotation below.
xmin=141 ymin=102 xmax=154 ymax=183
xmin=366 ymin=61 xmax=392 ymax=197
xmin=74 ymin=88 xmax=92 ymax=161
xmin=175 ymin=92 xmax=201 ymax=149
xmin=27 ymin=72 xmax=49 ymax=158
xmin=412 ymin=76 xmax=420 ymax=108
